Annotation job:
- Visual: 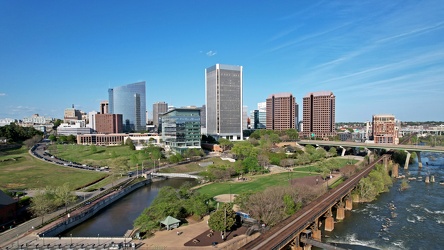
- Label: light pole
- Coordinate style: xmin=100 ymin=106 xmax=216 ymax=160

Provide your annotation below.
xmin=42 ymin=233 xmax=45 ymax=246
xmin=98 ymin=234 xmax=100 ymax=246
xmin=229 ymin=184 xmax=232 ymax=203
xmin=70 ymin=234 xmax=72 ymax=245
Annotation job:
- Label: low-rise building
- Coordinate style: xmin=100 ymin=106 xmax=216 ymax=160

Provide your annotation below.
xmin=161 ymin=108 xmax=201 ymax=153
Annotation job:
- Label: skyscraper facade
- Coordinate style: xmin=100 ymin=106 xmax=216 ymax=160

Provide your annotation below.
xmin=108 ymin=81 xmax=146 ymax=132
xmin=205 ymin=64 xmax=243 ymax=140
xmin=266 ymin=93 xmax=297 ymax=130
xmin=100 ymin=101 xmax=109 ymax=114
xmin=302 ymin=91 xmax=336 ymax=138
xmin=153 ymin=101 xmax=168 ymax=132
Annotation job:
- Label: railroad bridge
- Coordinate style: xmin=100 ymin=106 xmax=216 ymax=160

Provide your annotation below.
xmin=241 ymin=155 xmax=391 ymax=250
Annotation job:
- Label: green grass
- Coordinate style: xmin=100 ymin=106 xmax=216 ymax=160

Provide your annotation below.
xmin=0 ymin=147 xmax=109 ymax=190
xmin=160 ymin=157 xmax=235 ymax=173
xmin=293 ymin=158 xmax=358 ymax=172
xmin=196 ymin=171 xmax=316 ymax=198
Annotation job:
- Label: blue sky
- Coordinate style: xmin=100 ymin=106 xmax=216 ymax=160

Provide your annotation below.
xmin=1 ymin=0 xmax=443 ymax=122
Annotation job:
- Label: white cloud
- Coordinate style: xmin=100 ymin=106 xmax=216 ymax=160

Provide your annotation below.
xmin=206 ymin=51 xmax=217 ymax=57
xmin=0 ymin=93 xmax=5 ymax=96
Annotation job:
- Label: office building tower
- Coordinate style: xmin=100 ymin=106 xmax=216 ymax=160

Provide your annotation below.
xmin=87 ymin=111 xmax=99 ymax=130
xmin=302 ymin=91 xmax=336 ymax=138
xmin=108 ymin=81 xmax=146 ymax=132
xmin=95 ymin=114 xmax=123 ymax=134
xmin=372 ymin=114 xmax=398 ymax=144
xmin=64 ymin=105 xmax=82 ymax=122
xmin=242 ymin=106 xmax=248 ymax=130
xmin=266 ymin=93 xmax=297 ymax=131
xmin=161 ymin=108 xmax=201 ymax=153
xmin=205 ymin=64 xmax=243 ymax=140
xmin=153 ymin=102 xmax=168 ymax=132
xmin=100 ymin=101 xmax=109 ymax=114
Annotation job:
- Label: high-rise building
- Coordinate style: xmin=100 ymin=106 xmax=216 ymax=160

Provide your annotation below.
xmin=108 ymin=81 xmax=146 ymax=132
xmin=64 ymin=105 xmax=82 ymax=122
xmin=100 ymin=101 xmax=109 ymax=114
xmin=161 ymin=108 xmax=201 ymax=153
xmin=302 ymin=91 xmax=336 ymax=138
xmin=87 ymin=111 xmax=99 ymax=130
xmin=205 ymin=64 xmax=243 ymax=140
xmin=266 ymin=93 xmax=297 ymax=131
xmin=372 ymin=114 xmax=398 ymax=144
xmin=95 ymin=114 xmax=123 ymax=134
xmin=153 ymin=102 xmax=168 ymax=132
xmin=242 ymin=106 xmax=248 ymax=130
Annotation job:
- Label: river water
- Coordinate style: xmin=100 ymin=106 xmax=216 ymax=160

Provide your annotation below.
xmin=320 ymin=152 xmax=444 ymax=250
xmin=60 ymin=178 xmax=197 ymax=237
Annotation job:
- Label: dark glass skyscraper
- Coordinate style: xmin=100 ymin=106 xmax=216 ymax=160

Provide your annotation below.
xmin=205 ymin=64 xmax=243 ymax=140
xmin=108 ymin=81 xmax=146 ymax=132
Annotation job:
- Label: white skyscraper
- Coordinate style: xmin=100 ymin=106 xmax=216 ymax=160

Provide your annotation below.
xmin=205 ymin=64 xmax=243 ymax=140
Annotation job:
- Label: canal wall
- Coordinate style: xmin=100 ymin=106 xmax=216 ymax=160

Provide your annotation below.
xmin=39 ymin=179 xmax=151 ymax=237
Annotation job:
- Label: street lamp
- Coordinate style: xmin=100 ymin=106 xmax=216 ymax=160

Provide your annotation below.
xmin=42 ymin=233 xmax=45 ymax=246
xmin=70 ymin=234 xmax=72 ymax=245
xmin=229 ymin=184 xmax=232 ymax=203
xmin=98 ymin=234 xmax=100 ymax=246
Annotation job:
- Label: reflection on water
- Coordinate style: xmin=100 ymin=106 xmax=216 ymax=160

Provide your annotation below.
xmin=61 ymin=178 xmax=197 ymax=237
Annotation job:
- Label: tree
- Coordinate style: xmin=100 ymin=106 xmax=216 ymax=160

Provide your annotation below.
xmin=231 ymin=141 xmax=256 ymax=160
xmin=285 ymin=129 xmax=299 ymax=141
xmin=208 ymin=203 xmax=236 ymax=239
xmin=218 ymin=138 xmax=234 ymax=151
xmin=328 ymin=147 xmax=337 ymax=157
xmin=24 ymin=134 xmax=43 ymax=149
xmin=28 ymin=188 xmax=57 ymax=225
xmin=126 ymin=138 xmax=135 ymax=150
xmin=48 ymin=134 xmax=57 ymax=142
xmin=257 ymin=154 xmax=270 ymax=168
xmin=55 ymin=183 xmax=77 ymax=213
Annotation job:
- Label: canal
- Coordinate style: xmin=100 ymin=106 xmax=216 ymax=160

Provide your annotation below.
xmin=60 ymin=178 xmax=197 ymax=237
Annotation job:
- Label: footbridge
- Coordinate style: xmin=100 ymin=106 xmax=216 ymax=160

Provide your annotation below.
xmin=298 ymin=140 xmax=444 ymax=169
xmin=241 ymin=155 xmax=390 ymax=250
xmin=150 ymin=172 xmax=202 ymax=179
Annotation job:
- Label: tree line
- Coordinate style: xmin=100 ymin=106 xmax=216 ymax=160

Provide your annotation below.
xmin=0 ymin=123 xmax=43 ymax=144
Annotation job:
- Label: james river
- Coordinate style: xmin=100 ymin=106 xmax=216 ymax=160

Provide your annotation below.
xmin=61 ymin=153 xmax=443 ymax=250
xmin=321 ymin=152 xmax=444 ymax=250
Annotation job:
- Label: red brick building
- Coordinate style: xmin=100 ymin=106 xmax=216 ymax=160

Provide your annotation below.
xmin=95 ymin=114 xmax=123 ymax=134
xmin=266 ymin=93 xmax=297 ymax=130
xmin=302 ymin=91 xmax=336 ymax=138
xmin=0 ymin=190 xmax=17 ymax=226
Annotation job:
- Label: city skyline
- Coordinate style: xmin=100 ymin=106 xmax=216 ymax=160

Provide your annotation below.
xmin=1 ymin=1 xmax=443 ymax=122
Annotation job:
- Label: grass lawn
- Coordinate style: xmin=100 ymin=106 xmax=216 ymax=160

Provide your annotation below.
xmin=196 ymin=171 xmax=316 ymax=198
xmin=49 ymin=144 xmax=156 ymax=168
xmin=0 ymin=147 xmax=109 ymax=190
xmin=293 ymin=158 xmax=359 ymax=172
xmin=161 ymin=157 xmax=235 ymax=173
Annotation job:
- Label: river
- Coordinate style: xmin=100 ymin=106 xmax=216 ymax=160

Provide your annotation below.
xmin=320 ymin=152 xmax=444 ymax=250
xmin=60 ymin=178 xmax=197 ymax=237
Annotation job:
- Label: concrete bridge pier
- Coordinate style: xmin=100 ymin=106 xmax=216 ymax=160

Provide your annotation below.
xmin=404 ymin=150 xmax=411 ymax=169
xmin=324 ymin=209 xmax=335 ymax=232
xmin=311 ymin=219 xmax=321 ymax=241
xmin=345 ymin=198 xmax=352 ymax=211
xmin=339 ymin=146 xmax=346 ymax=157
xmin=336 ymin=204 xmax=345 ymax=221
xmin=417 ymin=151 xmax=422 ymax=168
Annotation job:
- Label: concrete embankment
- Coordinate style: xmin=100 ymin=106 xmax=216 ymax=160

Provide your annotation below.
xmin=38 ymin=179 xmax=151 ymax=237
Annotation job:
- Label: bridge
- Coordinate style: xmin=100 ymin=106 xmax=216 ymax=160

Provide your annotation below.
xmin=298 ymin=140 xmax=444 ymax=169
xmin=150 ymin=172 xmax=202 ymax=179
xmin=241 ymin=155 xmax=390 ymax=250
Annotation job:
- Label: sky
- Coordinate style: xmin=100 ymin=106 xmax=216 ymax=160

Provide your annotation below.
xmin=1 ymin=0 xmax=443 ymax=122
